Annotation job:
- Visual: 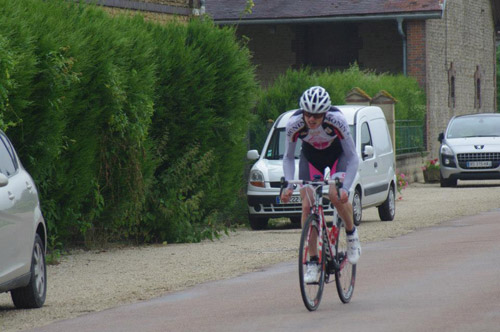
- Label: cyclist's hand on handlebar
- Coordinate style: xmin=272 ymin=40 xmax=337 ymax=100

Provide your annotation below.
xmin=281 ymin=188 xmax=293 ymax=203
xmin=339 ymin=188 xmax=349 ymax=204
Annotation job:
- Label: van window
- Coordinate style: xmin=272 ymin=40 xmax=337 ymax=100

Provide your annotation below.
xmin=265 ymin=128 xmax=301 ymax=160
xmin=371 ymin=119 xmax=392 ymax=154
xmin=360 ymin=122 xmax=372 ymax=152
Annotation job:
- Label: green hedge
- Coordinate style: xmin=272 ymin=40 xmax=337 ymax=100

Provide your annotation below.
xmin=0 ymin=0 xmax=256 ymax=246
xmin=250 ymin=66 xmax=426 ymax=150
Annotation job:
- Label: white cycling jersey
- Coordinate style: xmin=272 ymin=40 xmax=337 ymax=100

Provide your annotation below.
xmin=283 ymin=107 xmax=359 ymax=191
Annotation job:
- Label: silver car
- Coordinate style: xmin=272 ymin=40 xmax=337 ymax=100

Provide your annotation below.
xmin=438 ymin=113 xmax=500 ymax=187
xmin=0 ymin=130 xmax=47 ymax=308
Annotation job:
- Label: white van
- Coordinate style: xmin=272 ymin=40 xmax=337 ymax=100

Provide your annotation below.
xmin=246 ymin=105 xmax=397 ymax=230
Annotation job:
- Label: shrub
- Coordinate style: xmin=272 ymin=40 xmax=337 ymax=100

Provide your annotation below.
xmin=0 ymin=0 xmax=257 ymax=246
xmin=251 ymin=65 xmax=426 ymax=150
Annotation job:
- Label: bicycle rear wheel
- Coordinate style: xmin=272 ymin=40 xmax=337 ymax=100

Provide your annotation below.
xmin=299 ymin=214 xmax=326 ymax=311
xmin=334 ymin=217 xmax=356 ymax=303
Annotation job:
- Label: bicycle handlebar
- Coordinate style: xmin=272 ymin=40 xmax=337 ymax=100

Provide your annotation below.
xmin=279 ymin=176 xmax=342 ymax=200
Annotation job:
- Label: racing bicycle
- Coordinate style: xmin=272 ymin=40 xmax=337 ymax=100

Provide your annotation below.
xmin=280 ymin=175 xmax=356 ymax=311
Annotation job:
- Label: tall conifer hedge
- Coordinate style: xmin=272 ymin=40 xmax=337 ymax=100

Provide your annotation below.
xmin=0 ymin=0 xmax=257 ymax=246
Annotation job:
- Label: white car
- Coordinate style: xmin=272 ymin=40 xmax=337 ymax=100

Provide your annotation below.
xmin=438 ymin=113 xmax=500 ymax=187
xmin=0 ymin=130 xmax=47 ymax=308
xmin=247 ymin=105 xmax=397 ymax=230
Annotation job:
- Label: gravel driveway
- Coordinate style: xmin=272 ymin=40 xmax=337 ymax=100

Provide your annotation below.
xmin=1 ymin=181 xmax=500 ymax=331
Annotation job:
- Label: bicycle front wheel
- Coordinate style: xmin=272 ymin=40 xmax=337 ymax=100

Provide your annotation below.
xmin=335 ymin=217 xmax=356 ymax=303
xmin=298 ymin=214 xmax=325 ymax=311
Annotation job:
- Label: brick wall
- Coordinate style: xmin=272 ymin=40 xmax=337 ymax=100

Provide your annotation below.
xmin=406 ymin=20 xmax=426 ymax=89
xmin=425 ymin=0 xmax=496 ymax=158
xmin=97 ymin=0 xmax=193 ymax=20
xmin=103 ymin=6 xmax=188 ymax=23
xmin=138 ymin=0 xmax=189 ymax=6
xmin=237 ymin=24 xmax=297 ymax=86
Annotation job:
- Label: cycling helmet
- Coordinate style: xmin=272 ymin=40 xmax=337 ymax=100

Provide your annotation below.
xmin=299 ymin=86 xmax=331 ymax=114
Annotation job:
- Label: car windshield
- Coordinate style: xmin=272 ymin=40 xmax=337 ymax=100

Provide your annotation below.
xmin=447 ymin=115 xmax=500 ymax=138
xmin=264 ymin=125 xmax=356 ymax=160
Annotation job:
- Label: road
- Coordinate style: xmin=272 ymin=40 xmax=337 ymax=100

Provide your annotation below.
xmin=26 ymin=208 xmax=500 ymax=332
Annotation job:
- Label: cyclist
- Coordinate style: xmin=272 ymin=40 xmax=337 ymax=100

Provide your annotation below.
xmin=280 ymin=86 xmax=361 ymax=283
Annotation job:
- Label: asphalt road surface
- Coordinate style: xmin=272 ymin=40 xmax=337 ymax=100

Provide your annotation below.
xmin=27 ymin=209 xmax=500 ymax=332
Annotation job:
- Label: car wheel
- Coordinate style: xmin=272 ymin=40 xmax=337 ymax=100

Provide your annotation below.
xmin=11 ymin=234 xmax=47 ymax=308
xmin=249 ymin=216 xmax=269 ymax=230
xmin=352 ymin=188 xmax=362 ymax=226
xmin=378 ymin=185 xmax=395 ymax=221
xmin=440 ymin=173 xmax=457 ymax=187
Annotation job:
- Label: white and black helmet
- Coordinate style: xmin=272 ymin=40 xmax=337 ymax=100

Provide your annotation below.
xmin=299 ymin=86 xmax=331 ymax=114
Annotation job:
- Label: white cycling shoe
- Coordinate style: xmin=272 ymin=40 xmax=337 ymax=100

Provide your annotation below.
xmin=304 ymin=262 xmax=320 ymax=283
xmin=347 ymin=228 xmax=361 ymax=264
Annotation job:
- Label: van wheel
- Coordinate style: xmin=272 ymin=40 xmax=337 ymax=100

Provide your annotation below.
xmin=11 ymin=234 xmax=47 ymax=308
xmin=249 ymin=216 xmax=269 ymax=230
xmin=352 ymin=188 xmax=362 ymax=226
xmin=378 ymin=185 xmax=395 ymax=221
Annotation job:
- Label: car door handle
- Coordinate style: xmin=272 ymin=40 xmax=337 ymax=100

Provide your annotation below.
xmin=8 ymin=191 xmax=15 ymax=200
xmin=374 ymin=162 xmax=378 ymax=168
xmin=26 ymin=182 xmax=32 ymax=190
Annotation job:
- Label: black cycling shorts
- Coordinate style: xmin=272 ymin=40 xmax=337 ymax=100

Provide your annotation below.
xmin=299 ymin=140 xmax=346 ymax=181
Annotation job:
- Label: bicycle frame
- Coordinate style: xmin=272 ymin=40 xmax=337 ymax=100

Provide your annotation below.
xmin=302 ymin=182 xmax=343 ymax=274
xmin=282 ymin=177 xmax=346 ymax=272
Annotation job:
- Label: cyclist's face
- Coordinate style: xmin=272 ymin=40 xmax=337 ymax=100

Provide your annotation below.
xmin=304 ymin=112 xmax=324 ymax=129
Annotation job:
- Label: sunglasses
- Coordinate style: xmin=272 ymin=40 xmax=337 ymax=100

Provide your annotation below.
xmin=303 ymin=112 xmax=325 ymax=119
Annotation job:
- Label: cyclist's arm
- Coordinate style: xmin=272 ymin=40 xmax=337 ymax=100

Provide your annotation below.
xmin=337 ymin=116 xmax=359 ymax=191
xmin=339 ymin=136 xmax=359 ymax=191
xmin=283 ymin=123 xmax=297 ymax=190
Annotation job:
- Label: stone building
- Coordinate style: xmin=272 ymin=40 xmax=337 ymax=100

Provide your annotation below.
xmin=97 ymin=0 xmax=500 ymax=160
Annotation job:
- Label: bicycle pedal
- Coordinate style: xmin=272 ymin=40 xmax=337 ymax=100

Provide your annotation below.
xmin=306 ymin=281 xmax=320 ymax=285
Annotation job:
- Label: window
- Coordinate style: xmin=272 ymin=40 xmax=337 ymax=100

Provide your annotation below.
xmin=448 ymin=62 xmax=456 ymax=108
xmin=360 ymin=122 xmax=373 ymax=160
xmin=371 ymin=119 xmax=392 ymax=154
xmin=265 ymin=128 xmax=301 ymax=160
xmin=474 ymin=65 xmax=482 ymax=109
xmin=0 ymin=132 xmax=18 ymax=176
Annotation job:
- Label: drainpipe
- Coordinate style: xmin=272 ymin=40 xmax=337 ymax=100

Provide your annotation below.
xmin=397 ymin=17 xmax=407 ymax=76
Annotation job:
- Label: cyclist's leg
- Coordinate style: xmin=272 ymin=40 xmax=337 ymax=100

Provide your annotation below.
xmin=328 ymin=156 xmax=354 ymax=232
xmin=329 ymin=155 xmax=361 ymax=264
xmin=298 ymin=156 xmax=320 ymax=257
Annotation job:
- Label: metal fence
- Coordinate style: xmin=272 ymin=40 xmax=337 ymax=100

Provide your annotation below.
xmin=395 ymin=120 xmax=425 ymax=155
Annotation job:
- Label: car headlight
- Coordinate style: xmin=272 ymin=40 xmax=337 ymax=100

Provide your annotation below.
xmin=249 ymin=170 xmax=265 ymax=188
xmin=440 ymin=144 xmax=453 ymax=156
xmin=440 ymin=144 xmax=456 ymax=167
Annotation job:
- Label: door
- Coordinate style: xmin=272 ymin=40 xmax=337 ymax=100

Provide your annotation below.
xmin=0 ymin=133 xmax=35 ymax=283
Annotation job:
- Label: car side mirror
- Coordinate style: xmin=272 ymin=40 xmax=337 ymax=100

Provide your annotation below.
xmin=438 ymin=132 xmax=444 ymax=143
xmin=247 ymin=150 xmax=260 ymax=161
xmin=0 ymin=173 xmax=8 ymax=187
xmin=362 ymin=145 xmax=374 ymax=160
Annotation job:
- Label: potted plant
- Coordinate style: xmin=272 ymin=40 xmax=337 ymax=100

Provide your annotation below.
xmin=422 ymin=158 xmax=440 ymax=183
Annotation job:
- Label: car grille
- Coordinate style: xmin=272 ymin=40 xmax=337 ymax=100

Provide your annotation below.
xmin=457 ymin=152 xmax=500 ymax=169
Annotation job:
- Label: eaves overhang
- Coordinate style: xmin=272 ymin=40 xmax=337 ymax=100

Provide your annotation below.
xmin=214 ymin=11 xmax=444 ymax=26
